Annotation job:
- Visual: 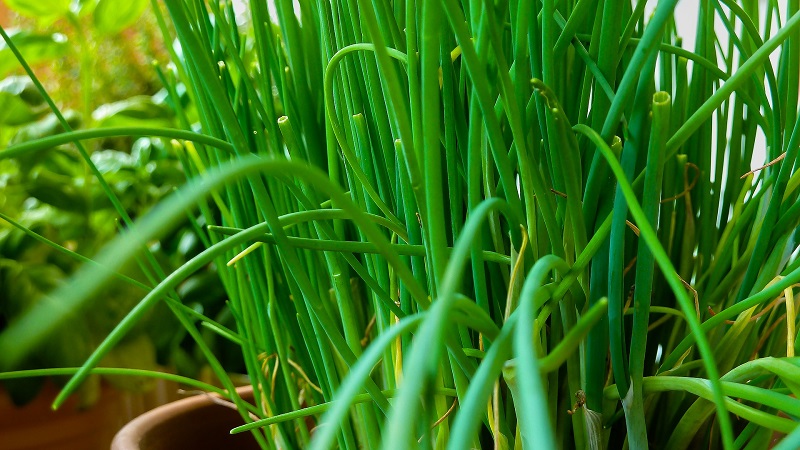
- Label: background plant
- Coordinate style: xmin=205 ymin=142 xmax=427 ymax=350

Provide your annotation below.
xmin=3 ymin=0 xmax=800 ymax=449
xmin=0 ymin=0 xmax=235 ymax=407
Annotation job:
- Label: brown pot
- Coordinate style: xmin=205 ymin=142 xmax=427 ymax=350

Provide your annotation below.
xmin=111 ymin=386 xmax=261 ymax=450
xmin=0 ymin=379 xmax=178 ymax=450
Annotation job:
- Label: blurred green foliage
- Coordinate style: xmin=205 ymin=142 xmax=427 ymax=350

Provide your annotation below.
xmin=0 ymin=0 xmax=232 ymax=406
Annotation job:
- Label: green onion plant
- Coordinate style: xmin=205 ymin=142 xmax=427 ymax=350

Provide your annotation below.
xmin=3 ymin=0 xmax=800 ymax=448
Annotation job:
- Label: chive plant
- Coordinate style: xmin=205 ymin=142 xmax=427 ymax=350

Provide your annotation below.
xmin=3 ymin=0 xmax=800 ymax=448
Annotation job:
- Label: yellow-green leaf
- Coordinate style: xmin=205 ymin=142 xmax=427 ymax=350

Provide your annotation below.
xmin=93 ymin=0 xmax=147 ymax=34
xmin=2 ymin=0 xmax=70 ymax=18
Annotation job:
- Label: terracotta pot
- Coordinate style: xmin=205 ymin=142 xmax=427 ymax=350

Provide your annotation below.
xmin=111 ymin=386 xmax=261 ymax=450
xmin=0 ymin=379 xmax=178 ymax=450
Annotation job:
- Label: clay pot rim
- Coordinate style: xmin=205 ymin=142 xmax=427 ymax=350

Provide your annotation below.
xmin=111 ymin=385 xmax=254 ymax=450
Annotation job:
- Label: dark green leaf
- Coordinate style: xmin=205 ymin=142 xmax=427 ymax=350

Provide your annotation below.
xmin=0 ymin=76 xmax=46 ymax=125
xmin=27 ymin=169 xmax=90 ymax=213
xmin=1 ymin=377 xmax=44 ymax=406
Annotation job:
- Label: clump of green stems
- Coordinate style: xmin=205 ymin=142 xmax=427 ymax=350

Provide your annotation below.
xmin=3 ymin=0 xmax=800 ymax=448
